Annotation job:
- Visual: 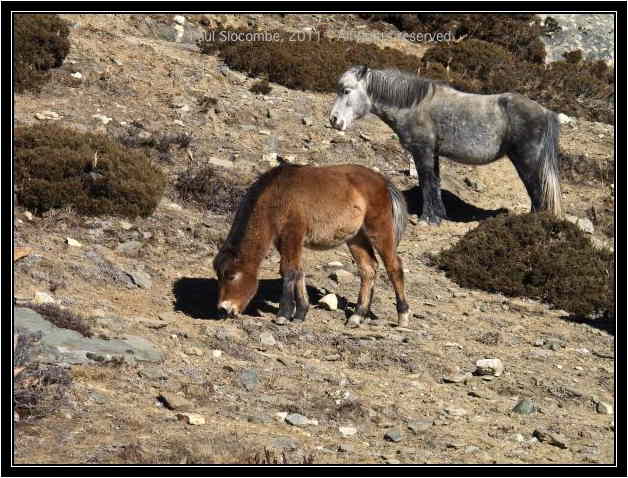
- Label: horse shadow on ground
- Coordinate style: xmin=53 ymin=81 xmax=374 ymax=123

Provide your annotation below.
xmin=559 ymin=313 xmax=615 ymax=336
xmin=172 ymin=277 xmax=325 ymax=321
xmin=402 ymin=186 xmax=508 ymax=222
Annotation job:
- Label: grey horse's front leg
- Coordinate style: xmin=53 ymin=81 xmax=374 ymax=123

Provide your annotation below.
xmin=412 ymin=148 xmax=447 ymax=225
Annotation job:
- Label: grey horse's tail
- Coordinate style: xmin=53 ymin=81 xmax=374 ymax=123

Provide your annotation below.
xmin=387 ymin=182 xmax=408 ymax=246
xmin=539 ymin=111 xmax=563 ymax=217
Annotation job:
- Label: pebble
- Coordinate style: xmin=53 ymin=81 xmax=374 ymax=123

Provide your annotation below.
xmin=565 ymin=215 xmax=594 ymax=234
xmin=128 ymin=270 xmax=152 ymax=289
xmin=208 ymin=157 xmax=235 ymax=169
xmin=318 ymin=293 xmax=338 ymax=311
xmin=558 ymin=112 xmax=575 ymax=125
xmin=184 ymin=347 xmax=203 ymax=356
xmin=302 ymin=117 xmax=313 ymax=126
xmin=71 ymin=72 xmax=83 ymax=80
xmin=239 ymin=369 xmax=258 ymax=391
xmin=176 ymin=412 xmax=205 ymax=425
xmin=33 ymin=291 xmax=56 ymax=305
xmin=66 ymin=237 xmax=82 ymax=247
xmin=211 ymin=349 xmax=222 ymax=359
xmin=159 ymin=392 xmax=192 ymax=411
xmin=271 ymin=436 xmax=299 ymax=451
xmin=325 ymin=261 xmax=344 ymax=269
xmin=443 ymin=407 xmax=467 ymax=417
xmin=475 ymin=358 xmax=504 ymax=377
xmin=533 ymin=428 xmax=569 ymax=449
xmin=173 ymin=15 xmax=186 ymax=25
xmin=330 ymin=269 xmax=354 ymax=283
xmin=513 ymin=399 xmax=537 ymax=415
xmin=596 ymin=401 xmax=613 ymax=414
xmin=274 ymin=412 xmax=289 ymax=422
xmin=92 ymin=114 xmax=113 ymax=125
xmin=34 ymin=111 xmax=61 ymax=120
xmin=23 ymin=211 xmax=34 ymax=221
xmin=384 ymin=429 xmax=403 ymax=442
xmin=443 ymin=373 xmax=472 ymax=383
xmin=259 ymin=331 xmax=276 ymax=347
xmin=407 ymin=419 xmax=433 ymax=434
xmin=339 ymin=426 xmax=358 ymax=437
xmin=285 ymin=413 xmax=317 ymax=427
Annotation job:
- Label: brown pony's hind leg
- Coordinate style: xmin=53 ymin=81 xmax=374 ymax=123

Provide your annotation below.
xmin=366 ymin=225 xmax=410 ymax=328
xmin=346 ymin=230 xmax=378 ymax=328
xmin=275 ymin=228 xmax=305 ymax=325
xmin=293 ymin=271 xmax=309 ymax=322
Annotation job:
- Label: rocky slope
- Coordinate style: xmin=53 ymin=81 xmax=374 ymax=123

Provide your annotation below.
xmin=13 ymin=14 xmax=615 ymax=465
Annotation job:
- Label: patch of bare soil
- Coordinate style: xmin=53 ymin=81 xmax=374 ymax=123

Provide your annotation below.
xmin=13 ymin=14 xmax=614 ymax=465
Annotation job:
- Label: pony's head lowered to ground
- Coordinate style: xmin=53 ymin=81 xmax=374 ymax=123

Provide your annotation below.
xmin=213 ymin=247 xmax=259 ymax=318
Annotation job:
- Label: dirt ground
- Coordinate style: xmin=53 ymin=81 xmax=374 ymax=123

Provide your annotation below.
xmin=12 ymin=14 xmax=615 ymax=465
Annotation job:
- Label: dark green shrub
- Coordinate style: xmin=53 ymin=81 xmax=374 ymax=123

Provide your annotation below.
xmin=198 ymin=28 xmax=423 ymax=93
xmin=15 ymin=123 xmax=166 ymax=218
xmin=439 ymin=213 xmax=612 ymax=318
xmin=14 ymin=14 xmax=71 ymax=93
xmin=360 ymin=14 xmax=546 ymax=63
xmin=175 ymin=165 xmax=246 ymax=214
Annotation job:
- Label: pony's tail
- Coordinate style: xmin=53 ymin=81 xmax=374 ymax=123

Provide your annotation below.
xmin=539 ymin=111 xmax=563 ymax=217
xmin=387 ymin=182 xmax=408 ymax=246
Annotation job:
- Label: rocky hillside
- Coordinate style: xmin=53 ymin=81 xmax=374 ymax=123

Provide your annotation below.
xmin=13 ymin=14 xmax=615 ymax=465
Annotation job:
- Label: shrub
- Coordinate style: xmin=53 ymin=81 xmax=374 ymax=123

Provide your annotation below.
xmin=23 ymin=303 xmax=93 ymax=338
xmin=439 ymin=213 xmax=612 ymax=318
xmin=198 ymin=28 xmax=423 ymax=93
xmin=14 ymin=14 xmax=71 ymax=93
xmin=421 ymin=39 xmax=613 ymax=124
xmin=15 ymin=123 xmax=166 ymax=218
xmin=360 ymin=13 xmax=546 ymax=63
xmin=14 ymin=332 xmax=72 ymax=421
xmin=175 ymin=165 xmax=246 ymax=214
xmin=360 ymin=14 xmax=613 ymax=124
xmin=250 ymin=79 xmax=272 ymax=95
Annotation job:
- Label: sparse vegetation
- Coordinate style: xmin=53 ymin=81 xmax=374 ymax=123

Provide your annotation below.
xmin=439 ymin=213 xmax=613 ymax=318
xmin=15 ymin=123 xmax=166 ymax=218
xmin=250 ymin=79 xmax=272 ymax=95
xmin=175 ymin=165 xmax=246 ymax=214
xmin=14 ymin=332 xmax=73 ymax=421
xmin=23 ymin=303 xmax=94 ymax=338
xmin=14 ymin=14 xmax=71 ymax=93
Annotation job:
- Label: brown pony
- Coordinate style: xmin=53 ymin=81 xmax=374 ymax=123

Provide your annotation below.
xmin=213 ymin=164 xmax=410 ymax=328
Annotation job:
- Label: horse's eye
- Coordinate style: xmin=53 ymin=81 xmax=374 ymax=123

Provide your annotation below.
xmin=344 ymin=89 xmax=351 ymax=95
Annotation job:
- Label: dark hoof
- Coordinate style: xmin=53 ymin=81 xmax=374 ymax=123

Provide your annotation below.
xmin=418 ymin=213 xmax=444 ymax=225
xmin=273 ymin=316 xmax=289 ymax=326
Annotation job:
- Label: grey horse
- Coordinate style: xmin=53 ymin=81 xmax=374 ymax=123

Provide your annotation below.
xmin=329 ymin=66 xmax=562 ymax=224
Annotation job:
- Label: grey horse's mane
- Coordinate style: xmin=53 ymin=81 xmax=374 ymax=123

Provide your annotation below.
xmin=366 ymin=69 xmax=437 ymax=109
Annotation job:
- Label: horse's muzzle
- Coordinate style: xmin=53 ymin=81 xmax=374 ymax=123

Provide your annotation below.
xmin=217 ymin=301 xmax=237 ymax=319
xmin=329 ymin=115 xmax=344 ymax=130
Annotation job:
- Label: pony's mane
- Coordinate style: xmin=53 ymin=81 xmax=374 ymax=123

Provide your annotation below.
xmin=217 ymin=164 xmax=301 ymax=258
xmin=366 ymin=69 xmax=437 ymax=109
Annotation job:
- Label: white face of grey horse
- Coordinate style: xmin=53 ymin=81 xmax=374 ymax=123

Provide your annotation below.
xmin=329 ymin=66 xmax=372 ymax=131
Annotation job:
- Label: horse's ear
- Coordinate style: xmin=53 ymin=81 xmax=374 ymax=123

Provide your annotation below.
xmin=356 ymin=64 xmax=369 ymax=80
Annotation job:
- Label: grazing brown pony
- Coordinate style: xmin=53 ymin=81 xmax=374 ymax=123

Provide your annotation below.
xmin=213 ymin=164 xmax=410 ymax=328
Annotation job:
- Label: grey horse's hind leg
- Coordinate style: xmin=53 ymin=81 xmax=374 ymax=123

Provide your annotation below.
xmin=509 ymin=149 xmax=545 ymax=212
xmin=411 ymin=146 xmax=447 ymax=225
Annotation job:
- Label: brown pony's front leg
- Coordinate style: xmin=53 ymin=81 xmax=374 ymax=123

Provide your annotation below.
xmin=346 ymin=231 xmax=378 ymax=328
xmin=274 ymin=229 xmax=305 ymax=325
